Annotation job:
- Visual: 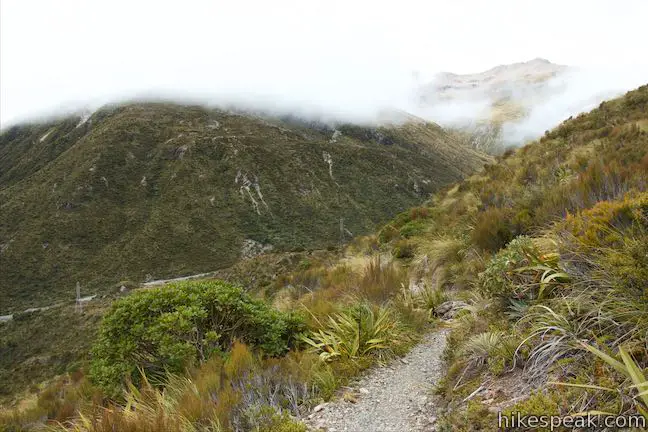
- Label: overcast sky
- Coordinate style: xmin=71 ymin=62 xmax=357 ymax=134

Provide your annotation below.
xmin=1 ymin=0 xmax=647 ymax=127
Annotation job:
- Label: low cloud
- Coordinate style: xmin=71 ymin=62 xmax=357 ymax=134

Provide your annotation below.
xmin=499 ymin=67 xmax=648 ymax=144
xmin=1 ymin=1 xmax=646 ymax=135
xmin=412 ymin=65 xmax=648 ymax=145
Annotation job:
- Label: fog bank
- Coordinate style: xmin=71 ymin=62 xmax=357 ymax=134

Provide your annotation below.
xmin=2 ymin=0 xmax=647 ymax=138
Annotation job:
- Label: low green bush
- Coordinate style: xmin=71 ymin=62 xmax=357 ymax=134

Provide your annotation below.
xmin=90 ymin=280 xmax=305 ymax=396
xmin=392 ymin=239 xmax=415 ymax=259
xmin=478 ymin=236 xmax=535 ymax=297
xmin=471 ymin=207 xmax=516 ymax=252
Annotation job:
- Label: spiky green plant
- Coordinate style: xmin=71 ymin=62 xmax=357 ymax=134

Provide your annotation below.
xmin=515 ymin=298 xmax=620 ymax=379
xmin=461 ymin=331 xmax=504 ymax=367
xmin=417 ymin=285 xmax=448 ymax=317
xmin=514 ymin=263 xmax=570 ymax=299
xmin=301 ymin=303 xmax=411 ymax=363
xmin=550 ymin=344 xmax=648 ymax=418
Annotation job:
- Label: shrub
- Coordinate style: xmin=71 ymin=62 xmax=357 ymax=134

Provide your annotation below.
xmin=478 ymin=236 xmax=534 ymax=297
xmin=471 ymin=207 xmax=515 ymax=252
xmin=562 ymin=191 xmax=648 ymax=248
xmin=478 ymin=236 xmax=569 ymax=300
xmin=399 ymin=220 xmax=426 ymax=238
xmin=392 ymin=239 xmax=415 ymax=259
xmin=378 ymin=224 xmax=399 ymax=244
xmin=90 ymin=280 xmax=305 ymax=397
xmin=301 ymin=302 xmax=412 ymax=364
xmin=357 ymin=256 xmax=405 ymax=303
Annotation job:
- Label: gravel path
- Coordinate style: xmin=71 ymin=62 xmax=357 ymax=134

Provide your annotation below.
xmin=305 ymin=329 xmax=448 ymax=432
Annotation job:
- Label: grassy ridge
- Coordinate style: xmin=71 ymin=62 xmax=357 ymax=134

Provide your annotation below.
xmin=372 ymin=84 xmax=648 ymax=429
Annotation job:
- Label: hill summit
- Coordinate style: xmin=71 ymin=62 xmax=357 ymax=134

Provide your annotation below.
xmin=417 ymin=58 xmax=568 ymax=151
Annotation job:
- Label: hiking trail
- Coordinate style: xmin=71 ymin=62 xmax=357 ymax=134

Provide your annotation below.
xmin=305 ymin=329 xmax=449 ymax=432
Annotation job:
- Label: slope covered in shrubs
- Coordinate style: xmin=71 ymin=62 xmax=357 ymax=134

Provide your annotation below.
xmin=371 ymin=84 xmax=648 ymax=429
xmin=1 ymin=252 xmax=433 ymax=431
xmin=0 ymin=103 xmax=489 ymax=313
xmin=1 ymin=85 xmax=646 ymax=431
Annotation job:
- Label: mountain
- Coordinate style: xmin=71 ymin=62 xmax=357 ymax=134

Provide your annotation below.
xmin=386 ymin=84 xmax=648 ymax=428
xmin=0 ymin=103 xmax=489 ymax=313
xmin=417 ymin=58 xmax=568 ymax=151
xmin=1 ymin=82 xmax=645 ymax=429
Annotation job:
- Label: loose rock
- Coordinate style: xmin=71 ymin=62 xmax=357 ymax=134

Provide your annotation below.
xmin=304 ymin=330 xmax=448 ymax=432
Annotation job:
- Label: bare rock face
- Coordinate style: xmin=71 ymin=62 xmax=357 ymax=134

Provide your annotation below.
xmin=240 ymin=239 xmax=273 ymax=260
xmin=436 ymin=300 xmax=468 ymax=319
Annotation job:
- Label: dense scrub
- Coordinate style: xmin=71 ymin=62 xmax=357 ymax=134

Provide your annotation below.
xmin=1 ymin=251 xmax=432 ymax=431
xmin=369 ymin=84 xmax=648 ymax=429
xmin=0 ymin=103 xmax=488 ymax=313
xmin=89 ymin=281 xmax=304 ymax=397
xmin=0 ymin=102 xmax=488 ymax=411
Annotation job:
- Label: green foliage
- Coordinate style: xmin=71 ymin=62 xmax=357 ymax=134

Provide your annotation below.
xmin=418 ymin=285 xmax=448 ymax=316
xmin=0 ymin=302 xmax=105 ymax=402
xmin=391 ymin=239 xmax=415 ymax=259
xmin=478 ymin=236 xmax=534 ymax=297
xmin=301 ymin=302 xmax=412 ymax=363
xmin=378 ymin=224 xmax=399 ymax=244
xmin=409 ymin=85 xmax=648 ymax=428
xmin=471 ymin=207 xmax=516 ymax=252
xmin=89 ymin=280 xmax=304 ymax=396
xmin=461 ymin=331 xmax=504 ymax=367
xmin=562 ymin=192 xmax=648 ymax=248
xmin=0 ymin=102 xmax=488 ymax=400
xmin=478 ymin=236 xmax=570 ymax=300
xmin=399 ymin=285 xmax=448 ymax=319
xmin=399 ymin=221 xmax=426 ymax=238
xmin=0 ymin=103 xmax=485 ymax=316
xmin=551 ymin=344 xmax=648 ymax=417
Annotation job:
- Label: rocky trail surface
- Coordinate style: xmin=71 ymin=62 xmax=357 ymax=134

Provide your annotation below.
xmin=305 ymin=329 xmax=449 ymax=432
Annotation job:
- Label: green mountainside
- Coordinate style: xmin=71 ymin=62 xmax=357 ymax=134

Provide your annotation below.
xmin=375 ymin=84 xmax=648 ymax=428
xmin=0 ymin=85 xmax=646 ymax=430
xmin=0 ymin=103 xmax=489 ymax=312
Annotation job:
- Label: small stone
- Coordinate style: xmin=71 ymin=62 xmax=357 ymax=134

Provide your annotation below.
xmin=417 ymin=396 xmax=428 ymax=411
xmin=359 ymin=387 xmax=369 ymax=394
xmin=343 ymin=392 xmax=358 ymax=404
xmin=313 ymin=403 xmax=327 ymax=413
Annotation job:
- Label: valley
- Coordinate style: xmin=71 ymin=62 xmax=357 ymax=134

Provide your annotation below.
xmin=1 ymin=78 xmax=646 ymax=432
